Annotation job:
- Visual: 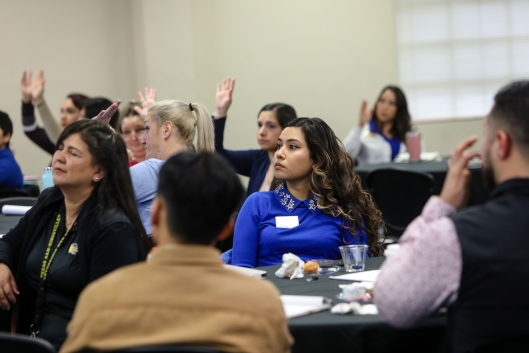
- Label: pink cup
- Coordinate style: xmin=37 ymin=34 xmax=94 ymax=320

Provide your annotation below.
xmin=406 ymin=132 xmax=421 ymax=162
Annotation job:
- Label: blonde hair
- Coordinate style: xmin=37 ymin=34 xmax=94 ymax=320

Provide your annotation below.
xmin=147 ymin=100 xmax=214 ymax=151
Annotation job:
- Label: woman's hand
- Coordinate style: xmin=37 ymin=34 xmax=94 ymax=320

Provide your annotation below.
xmin=0 ymin=263 xmax=19 ymax=310
xmin=92 ymin=99 xmax=122 ymax=125
xmin=134 ymin=87 xmax=157 ymax=119
xmin=21 ymin=70 xmax=45 ymax=104
xmin=214 ymin=77 xmax=235 ymax=119
xmin=358 ymin=100 xmax=373 ymax=127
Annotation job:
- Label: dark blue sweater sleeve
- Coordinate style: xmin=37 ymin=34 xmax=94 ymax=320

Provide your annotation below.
xmin=22 ymin=102 xmax=56 ymax=155
xmin=213 ymin=117 xmax=259 ymax=177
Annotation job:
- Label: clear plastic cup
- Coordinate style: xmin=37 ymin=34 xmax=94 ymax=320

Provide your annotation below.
xmin=339 ymin=245 xmax=368 ymax=272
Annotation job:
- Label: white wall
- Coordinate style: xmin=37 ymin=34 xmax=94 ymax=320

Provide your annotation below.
xmin=130 ymin=0 xmax=197 ymax=103
xmin=190 ymin=0 xmax=399 ymax=153
xmin=0 ymin=0 xmax=485 ymax=179
xmin=0 ymin=0 xmax=137 ymax=175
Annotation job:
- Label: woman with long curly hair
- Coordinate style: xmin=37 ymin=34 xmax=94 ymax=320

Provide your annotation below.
xmin=231 ymin=117 xmax=384 ymax=268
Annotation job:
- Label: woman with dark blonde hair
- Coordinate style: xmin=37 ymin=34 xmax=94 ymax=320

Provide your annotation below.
xmin=131 ymin=99 xmax=214 ymax=235
xmin=232 ymin=117 xmax=384 ymax=268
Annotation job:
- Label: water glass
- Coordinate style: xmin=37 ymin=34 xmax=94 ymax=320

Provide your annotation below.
xmin=339 ymin=245 xmax=368 ymax=272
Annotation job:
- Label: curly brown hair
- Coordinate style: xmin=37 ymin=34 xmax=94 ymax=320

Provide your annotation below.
xmin=282 ymin=117 xmax=385 ymax=256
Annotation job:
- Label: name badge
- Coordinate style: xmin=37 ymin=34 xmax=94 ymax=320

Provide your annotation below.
xmin=275 ymin=216 xmax=299 ymax=228
xmin=68 ymin=243 xmax=79 ymax=255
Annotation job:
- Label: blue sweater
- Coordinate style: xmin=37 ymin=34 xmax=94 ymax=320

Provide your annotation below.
xmin=0 ymin=148 xmax=24 ymax=189
xmin=232 ymin=183 xmax=369 ymax=268
xmin=213 ymin=117 xmax=269 ymax=197
xmin=130 ymin=158 xmax=165 ymax=235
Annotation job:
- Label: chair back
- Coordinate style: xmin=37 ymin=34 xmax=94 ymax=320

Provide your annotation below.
xmin=82 ymin=346 xmax=226 ymax=353
xmin=366 ymin=168 xmax=435 ymax=237
xmin=0 ymin=197 xmax=38 ymax=209
xmin=0 ymin=332 xmax=56 ymax=353
xmin=23 ymin=183 xmax=41 ymax=197
xmin=0 ymin=188 xmax=30 ymax=198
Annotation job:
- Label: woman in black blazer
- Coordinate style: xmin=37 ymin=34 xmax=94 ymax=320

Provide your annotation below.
xmin=0 ymin=119 xmax=151 ymax=350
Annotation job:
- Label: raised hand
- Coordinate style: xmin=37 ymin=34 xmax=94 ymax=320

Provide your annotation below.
xmin=92 ymin=99 xmax=122 ymax=125
xmin=21 ymin=70 xmax=46 ymax=104
xmin=0 ymin=263 xmax=19 ymax=310
xmin=358 ymin=100 xmax=373 ymax=127
xmin=440 ymin=136 xmax=481 ymax=210
xmin=214 ymin=77 xmax=235 ymax=118
xmin=134 ymin=87 xmax=157 ymax=119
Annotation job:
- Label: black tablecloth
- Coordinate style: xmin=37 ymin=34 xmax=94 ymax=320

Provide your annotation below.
xmin=354 ymin=157 xmax=486 ymax=206
xmin=260 ymin=258 xmax=450 ymax=353
xmin=0 ymin=214 xmax=22 ymax=235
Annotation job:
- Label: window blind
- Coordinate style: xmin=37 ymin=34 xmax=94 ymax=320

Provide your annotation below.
xmin=395 ymin=0 xmax=529 ymax=121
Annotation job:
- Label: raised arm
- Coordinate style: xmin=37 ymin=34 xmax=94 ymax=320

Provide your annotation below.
xmin=22 ymin=70 xmax=63 ymax=143
xmin=21 ymin=70 xmax=56 ymax=154
xmin=133 ymin=87 xmax=157 ymax=119
xmin=92 ymin=99 xmax=122 ymax=125
xmin=211 ymin=78 xmax=260 ymax=176
xmin=343 ymin=100 xmax=373 ymax=158
xmin=213 ymin=77 xmax=235 ymax=119
xmin=212 ymin=78 xmax=235 ymax=151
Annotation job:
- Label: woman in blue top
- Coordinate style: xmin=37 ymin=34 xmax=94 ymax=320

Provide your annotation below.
xmin=0 ymin=111 xmax=23 ymax=190
xmin=232 ymin=118 xmax=385 ymax=267
xmin=212 ymin=77 xmax=297 ymax=197
xmin=343 ymin=85 xmax=412 ymax=165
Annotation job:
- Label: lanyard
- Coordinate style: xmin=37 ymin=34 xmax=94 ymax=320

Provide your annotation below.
xmin=40 ymin=214 xmax=72 ymax=280
xmin=31 ymin=213 xmax=73 ymax=338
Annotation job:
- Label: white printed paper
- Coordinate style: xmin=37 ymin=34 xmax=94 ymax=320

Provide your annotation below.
xmin=330 ymin=270 xmax=381 ymax=282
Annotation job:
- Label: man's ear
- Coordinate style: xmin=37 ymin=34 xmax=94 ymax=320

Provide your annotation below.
xmin=217 ymin=216 xmax=235 ymax=241
xmin=151 ymin=196 xmax=162 ymax=229
xmin=496 ymin=130 xmax=512 ymax=160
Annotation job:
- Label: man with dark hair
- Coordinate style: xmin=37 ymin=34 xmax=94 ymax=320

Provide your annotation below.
xmin=0 ymin=110 xmax=24 ymax=189
xmin=60 ymin=152 xmax=292 ymax=353
xmin=374 ymin=81 xmax=529 ymax=352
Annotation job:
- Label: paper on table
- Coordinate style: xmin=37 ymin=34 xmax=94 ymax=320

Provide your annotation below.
xmin=280 ymin=295 xmax=332 ymax=319
xmin=2 ymin=205 xmax=32 ymax=215
xmin=224 ymin=264 xmax=267 ymax=278
xmin=329 ymin=270 xmax=380 ymax=282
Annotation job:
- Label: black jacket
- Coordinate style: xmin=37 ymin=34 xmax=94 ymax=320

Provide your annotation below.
xmin=0 ymin=187 xmax=146 ymax=334
xmin=449 ymin=178 xmax=529 ymax=352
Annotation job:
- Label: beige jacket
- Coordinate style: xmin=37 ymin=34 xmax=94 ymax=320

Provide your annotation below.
xmin=60 ymin=244 xmax=293 ymax=353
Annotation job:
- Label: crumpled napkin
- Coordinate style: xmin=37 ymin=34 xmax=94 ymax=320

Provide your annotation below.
xmin=275 ymin=253 xmax=305 ymax=280
xmin=331 ymin=302 xmax=378 ymax=315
